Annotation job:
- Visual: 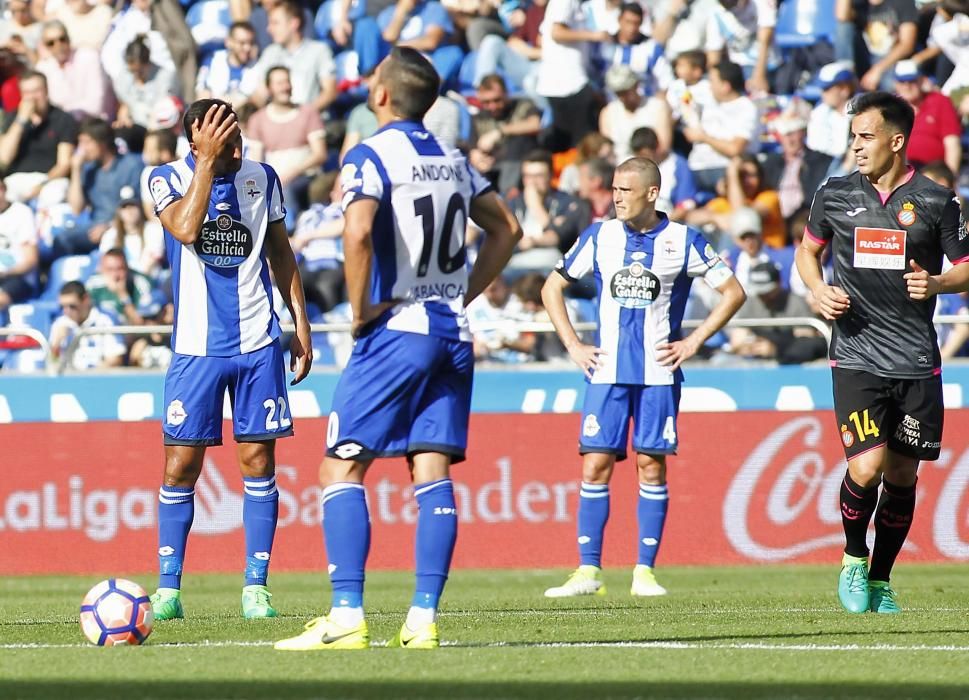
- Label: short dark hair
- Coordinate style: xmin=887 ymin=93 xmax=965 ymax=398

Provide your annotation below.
xmin=103 ymin=247 xmax=127 ymax=261
xmin=229 ymin=20 xmax=256 ymax=36
xmin=146 ymin=128 xmax=178 ymax=158
xmin=265 ymin=64 xmax=290 ymax=88
xmin=629 ymin=126 xmax=658 ymax=154
xmin=848 ymin=91 xmax=915 ymax=141
xmin=940 ymin=0 xmax=969 ymax=17
xmin=522 ymin=149 xmax=553 ymax=170
xmin=182 ymin=99 xmax=234 ymax=145
xmin=124 ymin=35 xmax=151 ymax=64
xmin=59 ymin=280 xmax=87 ymax=299
xmin=582 ymin=158 xmax=614 ymax=189
xmin=18 ymin=69 xmax=46 ymax=87
xmin=478 ymin=73 xmax=507 ymax=92
xmin=381 ymin=47 xmax=440 ymax=121
xmin=674 ymin=50 xmax=706 ymax=72
xmin=714 ymin=60 xmax=745 ymax=94
xmin=79 ymin=117 xmax=115 ymax=151
xmin=619 ymin=2 xmax=644 ymax=18
xmin=512 ymin=272 xmax=545 ymax=306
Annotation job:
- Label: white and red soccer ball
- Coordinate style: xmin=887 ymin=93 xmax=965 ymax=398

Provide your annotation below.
xmin=80 ymin=579 xmax=154 ymax=646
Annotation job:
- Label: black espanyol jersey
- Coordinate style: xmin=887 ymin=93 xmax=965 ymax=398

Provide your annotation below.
xmin=806 ymin=170 xmax=969 ymax=379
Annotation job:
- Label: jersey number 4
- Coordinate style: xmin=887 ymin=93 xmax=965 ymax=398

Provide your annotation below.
xmin=414 ymin=193 xmax=467 ymax=278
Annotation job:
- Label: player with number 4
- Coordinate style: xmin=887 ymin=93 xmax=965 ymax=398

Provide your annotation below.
xmin=147 ymin=99 xmax=314 ymax=622
xmin=541 ymin=157 xmax=745 ymax=600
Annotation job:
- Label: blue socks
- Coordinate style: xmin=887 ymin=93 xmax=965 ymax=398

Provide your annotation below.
xmin=243 ymin=474 xmax=279 ymax=586
xmin=577 ymin=482 xmax=609 ymax=567
xmin=638 ymin=484 xmax=669 ymax=567
xmin=157 ymin=485 xmax=194 ymax=589
xmin=322 ymin=483 xmax=370 ymax=611
xmin=412 ymin=479 xmax=458 ymax=611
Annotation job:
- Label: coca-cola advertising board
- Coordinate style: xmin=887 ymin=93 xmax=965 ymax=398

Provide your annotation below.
xmin=3 ymin=412 xmax=969 ymax=574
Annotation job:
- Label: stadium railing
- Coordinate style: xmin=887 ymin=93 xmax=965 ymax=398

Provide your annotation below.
xmin=54 ymin=317 xmax=836 ymax=374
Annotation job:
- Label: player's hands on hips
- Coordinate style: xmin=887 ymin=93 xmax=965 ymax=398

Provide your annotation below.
xmin=566 ymin=342 xmax=606 ymax=380
xmin=192 ymin=104 xmax=238 ymax=162
xmin=351 ymin=300 xmax=400 ymax=339
xmin=289 ymin=322 xmax=313 ymax=385
xmin=655 ymin=335 xmax=701 ymax=371
xmin=812 ymin=283 xmax=850 ymax=320
xmin=904 ymin=259 xmax=940 ymax=301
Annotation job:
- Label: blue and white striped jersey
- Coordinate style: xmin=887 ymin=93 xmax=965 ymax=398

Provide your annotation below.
xmin=557 ymin=215 xmax=733 ymax=385
xmin=340 ymin=119 xmax=492 ymax=342
xmin=149 ymin=154 xmax=285 ymax=357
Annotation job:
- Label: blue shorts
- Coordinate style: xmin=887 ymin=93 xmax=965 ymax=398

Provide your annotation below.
xmin=579 ymin=383 xmax=681 ymax=460
xmin=163 ymin=340 xmax=293 ymax=446
xmin=326 ymin=325 xmax=474 ymax=463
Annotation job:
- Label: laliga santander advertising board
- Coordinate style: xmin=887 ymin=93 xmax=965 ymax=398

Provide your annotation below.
xmin=4 ymin=412 xmax=969 ymax=574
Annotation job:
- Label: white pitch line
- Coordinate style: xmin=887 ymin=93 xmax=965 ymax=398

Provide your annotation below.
xmin=5 ymin=640 xmax=969 ymax=652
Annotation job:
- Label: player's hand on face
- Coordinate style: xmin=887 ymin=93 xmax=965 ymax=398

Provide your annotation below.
xmin=289 ymin=323 xmax=313 ymax=385
xmin=566 ymin=343 xmax=606 ymax=380
xmin=813 ymin=283 xmax=850 ymax=321
xmin=655 ymin=336 xmax=700 ymax=372
xmin=904 ymin=259 xmax=940 ymax=302
xmin=192 ymin=104 xmax=238 ymax=163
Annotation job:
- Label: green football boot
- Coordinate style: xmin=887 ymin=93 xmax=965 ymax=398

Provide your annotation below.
xmin=242 ymin=584 xmax=278 ymax=619
xmin=838 ymin=554 xmax=870 ymax=614
xmin=869 ymin=580 xmax=901 ymax=614
xmin=150 ymin=587 xmax=184 ymax=620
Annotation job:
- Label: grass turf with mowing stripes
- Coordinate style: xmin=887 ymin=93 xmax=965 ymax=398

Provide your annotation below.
xmin=2 ymin=564 xmax=969 ymax=699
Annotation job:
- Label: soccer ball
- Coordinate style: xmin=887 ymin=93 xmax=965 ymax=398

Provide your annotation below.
xmin=80 ymin=579 xmax=154 ymax=646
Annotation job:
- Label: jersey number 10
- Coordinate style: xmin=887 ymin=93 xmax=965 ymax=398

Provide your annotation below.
xmin=413 ymin=193 xmax=467 ymax=278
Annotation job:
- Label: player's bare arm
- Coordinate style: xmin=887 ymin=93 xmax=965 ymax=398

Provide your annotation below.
xmin=465 ymin=191 xmax=523 ymax=305
xmin=656 ymin=276 xmax=746 ymax=371
xmin=541 ymin=271 xmax=606 ymax=380
xmin=343 ymin=198 xmax=399 ymax=338
xmin=796 ymin=234 xmax=850 ymax=320
xmin=265 ymin=219 xmax=314 ymax=384
xmin=905 ymin=259 xmax=969 ymax=301
xmin=159 ymin=105 xmax=239 ymax=244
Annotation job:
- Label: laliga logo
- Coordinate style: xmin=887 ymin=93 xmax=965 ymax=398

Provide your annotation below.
xmin=723 ymin=416 xmax=845 ymax=561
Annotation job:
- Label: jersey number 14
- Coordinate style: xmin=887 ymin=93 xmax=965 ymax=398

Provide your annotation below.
xmin=413 ymin=193 xmax=467 ymax=278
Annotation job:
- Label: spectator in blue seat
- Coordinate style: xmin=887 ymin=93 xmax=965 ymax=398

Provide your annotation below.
xmin=703 ymin=0 xmax=778 ymax=96
xmin=373 ymin=0 xmax=465 ymax=88
xmin=0 ymin=178 xmax=39 ymax=312
xmin=195 ymin=21 xmax=260 ymax=110
xmin=49 ymin=280 xmax=126 ymax=370
xmin=506 ymin=149 xmax=588 ymax=269
xmin=468 ymin=73 xmax=543 ymax=194
xmin=597 ymin=3 xmax=673 ymax=98
xmin=761 ymin=113 xmax=833 ymax=223
xmin=291 ymin=172 xmax=345 ymax=313
xmin=599 ymin=64 xmax=673 ymax=162
xmin=99 ymin=186 xmax=166 ymax=279
xmin=473 ymin=0 xmax=546 ymax=107
xmin=112 ymin=35 xmax=179 ymax=147
xmin=86 ymin=247 xmax=157 ymax=326
xmin=242 ymin=0 xmax=338 ymax=111
xmin=66 ymin=117 xmax=143 ymax=254
xmin=806 ymin=61 xmax=856 ymax=165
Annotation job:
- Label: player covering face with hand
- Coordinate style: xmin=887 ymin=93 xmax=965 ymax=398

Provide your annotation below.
xmin=275 ymin=47 xmax=521 ymax=652
xmin=541 ymin=158 xmax=745 ymax=598
xmin=148 ymin=100 xmax=313 ymax=622
xmin=796 ymin=91 xmax=969 ymax=614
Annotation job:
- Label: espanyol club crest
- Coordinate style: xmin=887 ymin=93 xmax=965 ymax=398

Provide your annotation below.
xmin=840 ymin=424 xmax=854 ymax=448
xmin=897 ymin=202 xmax=916 ymax=227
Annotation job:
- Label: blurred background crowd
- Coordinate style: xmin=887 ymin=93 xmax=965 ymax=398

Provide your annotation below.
xmin=0 ymin=0 xmax=966 ymax=371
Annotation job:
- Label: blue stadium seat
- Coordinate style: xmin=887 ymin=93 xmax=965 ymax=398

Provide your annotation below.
xmin=314 ymin=0 xmax=368 ymax=40
xmin=8 ymin=301 xmax=59 ymax=339
xmin=186 ymin=0 xmax=232 ymax=65
xmin=41 ymin=253 xmax=99 ymax=301
xmin=774 ymin=0 xmax=837 ymax=49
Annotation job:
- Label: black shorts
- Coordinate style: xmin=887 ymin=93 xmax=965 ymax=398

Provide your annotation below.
xmin=0 ymin=275 xmax=33 ymax=304
xmin=832 ymin=368 xmax=943 ymax=461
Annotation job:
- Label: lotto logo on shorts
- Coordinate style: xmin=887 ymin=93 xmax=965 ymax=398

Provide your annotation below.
xmin=853 ymin=228 xmax=906 ymax=270
xmin=840 ymin=424 xmax=854 ymax=448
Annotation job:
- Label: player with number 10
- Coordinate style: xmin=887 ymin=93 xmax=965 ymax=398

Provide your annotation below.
xmin=275 ymin=47 xmax=521 ymax=651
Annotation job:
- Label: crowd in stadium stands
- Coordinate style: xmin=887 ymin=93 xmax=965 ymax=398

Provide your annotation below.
xmin=0 ymin=0 xmax=967 ymax=370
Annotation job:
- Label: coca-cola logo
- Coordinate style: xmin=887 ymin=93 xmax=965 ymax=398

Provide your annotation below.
xmin=724 ymin=416 xmax=969 ymax=561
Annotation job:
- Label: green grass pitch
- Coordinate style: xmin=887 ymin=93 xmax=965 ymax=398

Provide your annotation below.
xmin=3 ymin=565 xmax=969 ymax=699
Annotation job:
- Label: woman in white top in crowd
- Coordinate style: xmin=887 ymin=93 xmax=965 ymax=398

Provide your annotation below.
xmin=99 ymin=185 xmax=165 ymax=279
